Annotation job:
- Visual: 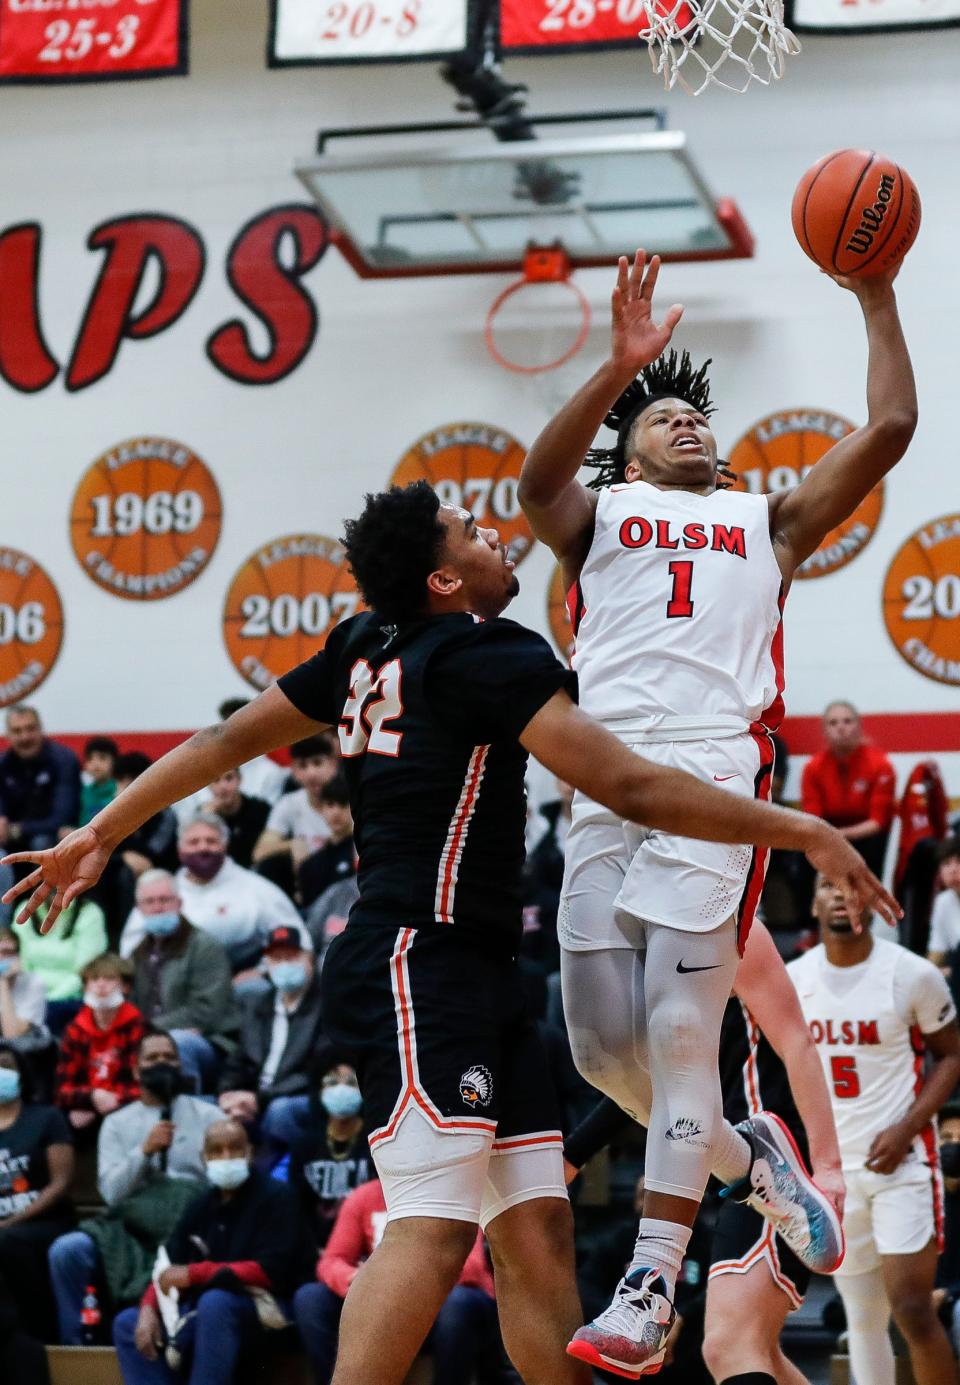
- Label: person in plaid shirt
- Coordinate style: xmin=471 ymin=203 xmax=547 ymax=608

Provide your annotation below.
xmin=55 ymin=954 xmax=143 ymax=1133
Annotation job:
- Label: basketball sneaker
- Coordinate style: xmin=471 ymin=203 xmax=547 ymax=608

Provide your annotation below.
xmin=566 ymin=1266 xmax=674 ymax=1378
xmin=725 ymin=1110 xmax=845 ymax=1273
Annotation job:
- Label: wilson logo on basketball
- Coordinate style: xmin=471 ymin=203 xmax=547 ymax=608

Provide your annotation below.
xmin=223 ymin=534 xmax=362 ymax=692
xmin=883 ymin=514 xmax=960 ymax=688
xmin=389 ymin=423 xmax=535 ymax=567
xmin=845 ymin=173 xmax=896 ymax=256
xmin=70 ymin=438 xmax=222 ymax=601
xmin=0 ymin=550 xmax=64 ymax=709
xmin=728 ymin=409 xmax=883 ymax=580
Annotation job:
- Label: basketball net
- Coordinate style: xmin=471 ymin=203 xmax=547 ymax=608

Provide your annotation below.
xmin=484 ymin=245 xmax=592 ymax=378
xmin=639 ymin=0 xmax=800 ymax=96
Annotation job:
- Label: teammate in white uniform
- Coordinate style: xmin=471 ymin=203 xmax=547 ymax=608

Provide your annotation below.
xmin=789 ymin=877 xmax=960 ymax=1385
xmin=519 ymin=248 xmax=917 ymax=1378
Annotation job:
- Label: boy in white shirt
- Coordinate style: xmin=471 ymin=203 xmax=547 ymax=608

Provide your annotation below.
xmin=253 ymin=736 xmax=337 ymax=872
xmin=927 ymin=838 xmax=960 ymax=972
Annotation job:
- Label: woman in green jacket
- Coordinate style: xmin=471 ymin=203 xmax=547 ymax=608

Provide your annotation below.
xmin=17 ymin=900 xmax=108 ymax=1034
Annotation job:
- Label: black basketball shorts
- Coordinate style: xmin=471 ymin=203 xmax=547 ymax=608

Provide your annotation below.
xmin=709 ymin=1195 xmax=810 ymax=1309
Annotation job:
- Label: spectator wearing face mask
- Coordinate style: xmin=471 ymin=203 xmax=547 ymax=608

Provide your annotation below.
xmin=218 ymin=928 xmax=324 ymax=1149
xmin=48 ymin=1030 xmax=223 ymax=1346
xmin=297 ymin=775 xmax=356 ymax=910
xmin=200 ymin=770 xmax=270 ymax=870
xmin=0 ymin=927 xmax=48 ymax=1045
xmin=128 ymin=871 xmax=239 ymax=1093
xmin=78 ymin=736 xmax=119 ymax=827
xmin=55 ymin=954 xmax=144 ymax=1134
xmin=120 ymin=815 xmax=309 ymax=972
xmin=275 ymin=1048 xmax=371 ymax=1250
xmin=0 ymin=1043 xmax=75 ymax=1348
xmin=113 ymin=1119 xmax=314 ymax=1385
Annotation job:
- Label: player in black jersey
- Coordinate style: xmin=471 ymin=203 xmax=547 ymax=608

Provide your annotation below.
xmin=5 ymin=483 xmax=891 ymax=1385
xmin=564 ymin=919 xmax=842 ymax=1385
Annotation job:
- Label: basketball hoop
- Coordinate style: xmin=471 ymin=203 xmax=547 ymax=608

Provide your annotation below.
xmin=484 ymin=245 xmax=592 ymax=376
xmin=639 ymin=0 xmax=800 ymax=96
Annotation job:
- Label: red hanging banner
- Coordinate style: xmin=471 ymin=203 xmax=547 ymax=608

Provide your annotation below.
xmin=0 ymin=0 xmax=188 ymax=83
xmin=499 ymin=0 xmax=685 ymax=51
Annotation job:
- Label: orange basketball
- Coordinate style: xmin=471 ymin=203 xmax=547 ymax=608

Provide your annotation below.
xmin=223 ymin=534 xmax=363 ymax=692
xmin=791 ymin=150 xmax=921 ymax=278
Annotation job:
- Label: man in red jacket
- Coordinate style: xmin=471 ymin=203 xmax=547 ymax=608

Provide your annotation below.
xmin=801 ymin=702 xmax=896 ymax=878
xmin=54 ymin=953 xmax=143 ymax=1132
xmin=294 ymin=1179 xmax=508 ymax=1385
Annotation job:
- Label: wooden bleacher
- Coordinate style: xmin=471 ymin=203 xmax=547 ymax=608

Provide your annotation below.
xmin=46 ymin=1346 xmax=435 ymax=1384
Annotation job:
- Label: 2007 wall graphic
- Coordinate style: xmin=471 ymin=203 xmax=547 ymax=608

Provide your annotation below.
xmin=0 ymin=203 xmax=329 ymax=393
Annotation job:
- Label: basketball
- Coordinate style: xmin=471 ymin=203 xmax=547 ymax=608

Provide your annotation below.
xmin=791 ymin=150 xmax=921 ymax=278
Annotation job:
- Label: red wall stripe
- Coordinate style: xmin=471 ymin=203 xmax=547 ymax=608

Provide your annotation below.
xmin=780 ymin=712 xmax=960 ymax=756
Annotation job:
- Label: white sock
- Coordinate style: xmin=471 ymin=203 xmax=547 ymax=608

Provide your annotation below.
xmin=712 ymin=1120 xmax=752 ymax=1186
xmin=629 ymin=1218 xmax=692 ymax=1298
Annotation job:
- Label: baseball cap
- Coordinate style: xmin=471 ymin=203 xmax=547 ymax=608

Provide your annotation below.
xmin=265 ymin=926 xmax=301 ymax=953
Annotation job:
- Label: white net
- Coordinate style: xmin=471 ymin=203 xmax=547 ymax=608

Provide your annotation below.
xmin=639 ymin=0 xmax=801 ymax=96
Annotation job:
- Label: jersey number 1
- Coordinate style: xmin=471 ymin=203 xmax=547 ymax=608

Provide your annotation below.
xmin=666 ymin=560 xmax=694 ymax=618
xmin=340 ymin=658 xmax=403 ymax=758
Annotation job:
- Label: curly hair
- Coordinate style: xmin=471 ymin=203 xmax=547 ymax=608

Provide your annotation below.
xmin=342 ymin=482 xmax=448 ymax=623
xmin=584 ymin=349 xmax=716 ymax=490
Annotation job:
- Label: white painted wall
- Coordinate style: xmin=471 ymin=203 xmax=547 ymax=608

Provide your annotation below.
xmin=0 ymin=3 xmax=957 ymax=788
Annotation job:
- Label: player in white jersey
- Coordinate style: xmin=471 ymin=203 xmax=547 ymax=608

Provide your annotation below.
xmin=789 ymin=876 xmax=960 ymax=1385
xmin=519 ymin=248 xmax=917 ymax=1377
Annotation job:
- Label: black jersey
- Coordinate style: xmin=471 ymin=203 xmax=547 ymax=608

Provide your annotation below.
xmin=278 ymin=611 xmax=575 ymax=950
xmin=719 ymin=996 xmax=805 ymax=1156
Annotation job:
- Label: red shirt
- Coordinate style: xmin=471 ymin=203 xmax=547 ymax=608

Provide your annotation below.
xmin=801 ymin=743 xmax=896 ymax=832
xmin=55 ymin=1001 xmax=144 ymax=1111
xmin=318 ymin=1180 xmax=495 ymax=1300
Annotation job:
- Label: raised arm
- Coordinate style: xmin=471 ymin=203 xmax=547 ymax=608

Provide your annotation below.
xmin=519 ymin=691 xmax=901 ymax=927
xmin=770 ymin=268 xmax=917 ymax=580
xmin=518 ymin=251 xmax=683 ymax=582
xmin=3 ymin=685 xmax=327 ymax=929
xmin=734 ymin=921 xmax=843 ymax=1216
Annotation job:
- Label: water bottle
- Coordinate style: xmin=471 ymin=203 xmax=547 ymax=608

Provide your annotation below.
xmin=80 ymin=1284 xmax=101 ymax=1346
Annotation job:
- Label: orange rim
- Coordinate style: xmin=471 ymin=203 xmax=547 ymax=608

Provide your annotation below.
xmin=484 ymin=275 xmax=592 ymax=375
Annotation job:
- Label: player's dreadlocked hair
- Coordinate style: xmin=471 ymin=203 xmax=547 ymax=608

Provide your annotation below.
xmin=342 ymin=481 xmax=447 ymax=624
xmin=584 ymin=348 xmax=716 ymax=490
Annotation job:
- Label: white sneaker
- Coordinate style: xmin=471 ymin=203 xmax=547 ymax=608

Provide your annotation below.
xmin=729 ymin=1110 xmax=845 ymax=1273
xmin=567 ymin=1267 xmax=675 ymax=1378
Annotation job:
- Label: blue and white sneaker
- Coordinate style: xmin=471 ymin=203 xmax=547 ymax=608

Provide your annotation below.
xmin=567 ymin=1266 xmax=674 ymax=1378
xmin=726 ymin=1110 xmax=845 ymax=1274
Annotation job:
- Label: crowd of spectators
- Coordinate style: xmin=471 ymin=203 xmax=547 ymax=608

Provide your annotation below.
xmin=0 ymin=694 xmax=957 ymax=1384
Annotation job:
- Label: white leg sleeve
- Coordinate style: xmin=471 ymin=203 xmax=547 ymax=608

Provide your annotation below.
xmin=560 ymin=946 xmax=653 ymax=1124
xmin=835 ymin=1268 xmax=896 ymax=1385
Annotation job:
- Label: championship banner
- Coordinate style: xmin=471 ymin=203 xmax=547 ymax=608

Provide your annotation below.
xmin=0 ymin=549 xmax=64 ymax=708
xmin=0 ymin=0 xmax=188 ymax=83
xmin=70 ymin=437 xmax=222 ymax=601
xmin=389 ymin=422 xmax=535 ymax=566
xmin=883 ymin=514 xmax=960 ymax=688
xmin=223 ymin=535 xmax=363 ymax=692
xmin=789 ymin=0 xmax=960 ymax=32
xmin=499 ymin=0 xmax=693 ymax=52
xmin=269 ymin=0 xmax=474 ymax=65
xmin=727 ymin=408 xmax=883 ymax=580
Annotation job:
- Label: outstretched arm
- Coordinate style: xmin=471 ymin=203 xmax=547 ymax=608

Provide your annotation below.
xmin=770 ymin=268 xmax=917 ymax=580
xmin=519 ymin=692 xmax=901 ymax=927
xmin=2 ymin=685 xmax=327 ymax=929
xmin=518 ymin=250 xmax=684 ymax=583
xmin=734 ymin=921 xmax=844 ymax=1217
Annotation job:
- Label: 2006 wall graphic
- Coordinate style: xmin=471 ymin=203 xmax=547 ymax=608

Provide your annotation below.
xmin=0 ymin=549 xmax=64 ymax=708
xmin=0 ymin=204 xmax=328 ymax=392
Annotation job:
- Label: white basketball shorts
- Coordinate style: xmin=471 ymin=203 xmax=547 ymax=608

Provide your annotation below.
xmin=835 ymin=1160 xmax=944 ymax=1277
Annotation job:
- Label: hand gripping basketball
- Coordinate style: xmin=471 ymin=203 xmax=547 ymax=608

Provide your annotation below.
xmin=611 ymin=250 xmax=684 ymax=377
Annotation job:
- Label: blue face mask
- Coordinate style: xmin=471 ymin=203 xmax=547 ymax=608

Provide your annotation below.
xmin=143 ymin=911 xmax=180 ymax=937
xmin=0 ymin=1068 xmax=21 ymax=1102
xmin=321 ymin=1083 xmax=362 ymax=1119
xmin=206 ymin=1158 xmax=249 ymax=1191
xmin=0 ymin=959 xmax=14 ymax=977
xmin=269 ymin=961 xmax=307 ymax=993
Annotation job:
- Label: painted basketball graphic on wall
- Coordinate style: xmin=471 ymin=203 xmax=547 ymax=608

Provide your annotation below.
xmin=547 ymin=564 xmax=575 ymax=662
xmin=223 ymin=534 xmax=363 ymax=692
xmin=0 ymin=550 xmax=64 ymax=708
xmin=728 ymin=409 xmax=883 ymax=579
xmin=389 ymin=423 xmax=535 ymax=565
xmin=883 ymin=515 xmax=960 ymax=687
xmin=70 ymin=438 xmax=222 ymax=600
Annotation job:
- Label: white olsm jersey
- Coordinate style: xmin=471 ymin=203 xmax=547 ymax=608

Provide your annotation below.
xmin=788 ymin=940 xmax=956 ymax=1171
xmin=573 ymin=481 xmax=785 ymax=736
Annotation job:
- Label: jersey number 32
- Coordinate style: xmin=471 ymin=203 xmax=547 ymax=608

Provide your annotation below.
xmin=340 ymin=658 xmax=404 ymax=757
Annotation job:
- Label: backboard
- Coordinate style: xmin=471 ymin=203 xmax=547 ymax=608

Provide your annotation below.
xmin=295 ymin=122 xmax=754 ymax=278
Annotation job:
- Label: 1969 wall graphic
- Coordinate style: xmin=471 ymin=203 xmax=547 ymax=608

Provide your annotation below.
xmin=0 ymin=203 xmax=329 ymax=392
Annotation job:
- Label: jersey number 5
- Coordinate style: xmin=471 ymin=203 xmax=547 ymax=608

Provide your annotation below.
xmin=340 ymin=658 xmax=403 ymax=758
xmin=830 ymin=1054 xmax=861 ymax=1099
